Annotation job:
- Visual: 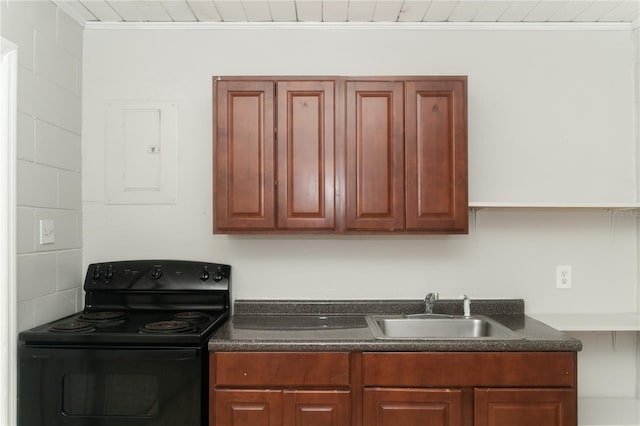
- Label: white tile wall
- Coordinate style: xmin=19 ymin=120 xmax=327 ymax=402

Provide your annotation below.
xmin=57 ymin=250 xmax=82 ymax=291
xmin=16 ymin=112 xmax=34 ymax=161
xmin=17 ymin=160 xmax=58 ymax=208
xmin=35 ymin=120 xmax=81 ymax=171
xmin=58 ymin=171 xmax=82 ymax=210
xmin=56 ymin=8 xmax=83 ymax=60
xmin=34 ymin=288 xmax=77 ymax=325
xmin=34 ymin=209 xmax=81 ymax=252
xmin=2 ymin=0 xmax=84 ymax=331
xmin=16 ymin=207 xmax=35 ymax=254
xmin=17 ymin=253 xmax=57 ymax=301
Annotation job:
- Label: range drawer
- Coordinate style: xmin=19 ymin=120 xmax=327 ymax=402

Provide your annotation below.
xmin=213 ymin=352 xmax=350 ymax=387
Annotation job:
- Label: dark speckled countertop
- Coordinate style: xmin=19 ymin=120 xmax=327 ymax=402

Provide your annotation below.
xmin=208 ymin=299 xmax=582 ymax=352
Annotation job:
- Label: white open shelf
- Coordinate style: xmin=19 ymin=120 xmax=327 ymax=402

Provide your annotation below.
xmin=530 ymin=313 xmax=640 ymax=332
xmin=468 ymin=202 xmax=640 ymax=209
xmin=532 ymin=313 xmax=640 ymax=426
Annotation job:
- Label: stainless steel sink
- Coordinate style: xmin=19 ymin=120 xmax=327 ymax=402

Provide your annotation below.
xmin=366 ymin=314 xmax=520 ymax=339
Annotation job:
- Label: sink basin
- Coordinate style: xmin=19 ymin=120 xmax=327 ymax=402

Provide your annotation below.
xmin=366 ymin=315 xmax=519 ymax=339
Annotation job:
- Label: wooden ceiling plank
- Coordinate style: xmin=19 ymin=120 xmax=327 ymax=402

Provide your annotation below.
xmin=55 ymin=0 xmax=98 ymax=22
xmin=135 ymin=0 xmax=173 ymax=21
xmin=347 ymin=0 xmax=376 ymax=21
xmin=422 ymin=0 xmax=457 ymax=21
xmin=599 ymin=0 xmax=640 ymax=21
xmin=448 ymin=0 xmax=486 ymax=22
xmin=296 ymin=0 xmax=323 ymax=21
xmin=573 ymin=0 xmax=621 ymax=21
xmin=372 ymin=0 xmax=403 ymax=21
xmin=269 ymin=0 xmax=297 ymax=20
xmin=323 ymin=0 xmax=349 ymax=21
xmin=107 ymin=0 xmax=147 ymax=20
xmin=472 ymin=1 xmax=511 ymax=21
xmin=242 ymin=0 xmax=272 ymax=21
xmin=80 ymin=0 xmax=123 ymax=21
xmin=398 ymin=0 xmax=431 ymax=21
xmin=186 ymin=0 xmax=222 ymax=20
xmin=214 ymin=0 xmax=247 ymax=21
xmin=160 ymin=0 xmax=198 ymax=21
xmin=497 ymin=0 xmax=539 ymax=21
xmin=524 ymin=0 xmax=567 ymax=21
xmin=548 ymin=0 xmax=594 ymax=22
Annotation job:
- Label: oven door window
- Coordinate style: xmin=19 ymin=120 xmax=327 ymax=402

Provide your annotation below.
xmin=63 ymin=373 xmax=159 ymax=416
xmin=19 ymin=346 xmax=204 ymax=426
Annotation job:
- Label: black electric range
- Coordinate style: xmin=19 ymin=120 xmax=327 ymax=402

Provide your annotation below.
xmin=18 ymin=259 xmax=230 ymax=426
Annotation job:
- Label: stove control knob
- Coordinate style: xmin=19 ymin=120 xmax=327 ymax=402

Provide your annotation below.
xmin=150 ymin=267 xmax=163 ymax=279
xmin=104 ymin=265 xmax=114 ymax=280
xmin=91 ymin=266 xmax=101 ymax=281
xmin=212 ymin=267 xmax=224 ymax=282
xmin=199 ymin=270 xmax=210 ymax=281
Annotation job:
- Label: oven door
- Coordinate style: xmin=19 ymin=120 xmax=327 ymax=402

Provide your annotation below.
xmin=18 ymin=345 xmax=205 ymax=426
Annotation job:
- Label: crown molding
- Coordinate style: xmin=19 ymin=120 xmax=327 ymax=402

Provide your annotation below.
xmin=84 ymin=21 xmax=634 ymax=32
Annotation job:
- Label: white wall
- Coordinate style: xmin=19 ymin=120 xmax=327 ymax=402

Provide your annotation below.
xmin=83 ymin=25 xmax=638 ymax=312
xmin=1 ymin=0 xmax=84 ymax=331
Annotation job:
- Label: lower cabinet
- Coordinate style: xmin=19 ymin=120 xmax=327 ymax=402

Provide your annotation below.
xmin=210 ymin=352 xmax=577 ymax=426
xmin=474 ymin=388 xmax=576 ymax=426
xmin=363 ymin=388 xmax=465 ymax=426
xmin=214 ymin=389 xmax=351 ymax=426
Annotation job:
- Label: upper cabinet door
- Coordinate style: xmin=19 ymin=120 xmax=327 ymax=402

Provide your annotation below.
xmin=345 ymin=81 xmax=405 ymax=231
xmin=277 ymin=81 xmax=335 ymax=230
xmin=214 ymin=80 xmax=275 ymax=231
xmin=405 ymin=79 xmax=468 ymax=232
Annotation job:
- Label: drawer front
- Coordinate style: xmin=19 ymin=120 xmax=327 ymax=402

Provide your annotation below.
xmin=363 ymin=352 xmax=576 ymax=387
xmin=214 ymin=352 xmax=350 ymax=387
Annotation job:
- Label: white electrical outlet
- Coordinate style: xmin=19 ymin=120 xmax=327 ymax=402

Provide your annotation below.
xmin=39 ymin=219 xmax=55 ymax=245
xmin=556 ymin=265 xmax=572 ymax=289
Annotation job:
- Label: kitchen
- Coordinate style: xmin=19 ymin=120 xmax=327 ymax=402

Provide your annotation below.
xmin=1 ymin=0 xmax=639 ymax=425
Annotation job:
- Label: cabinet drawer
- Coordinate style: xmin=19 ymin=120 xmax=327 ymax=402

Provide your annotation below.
xmin=363 ymin=352 xmax=575 ymax=387
xmin=214 ymin=352 xmax=350 ymax=387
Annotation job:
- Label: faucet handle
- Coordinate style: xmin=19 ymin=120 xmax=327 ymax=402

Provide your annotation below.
xmin=425 ymin=292 xmax=439 ymax=302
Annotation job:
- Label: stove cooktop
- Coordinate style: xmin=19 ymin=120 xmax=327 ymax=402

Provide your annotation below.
xmin=19 ymin=309 xmax=229 ymax=346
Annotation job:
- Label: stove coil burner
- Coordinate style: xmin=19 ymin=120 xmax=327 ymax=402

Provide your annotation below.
xmin=140 ymin=320 xmax=196 ymax=334
xmin=78 ymin=311 xmax=127 ymax=324
xmin=173 ymin=311 xmax=211 ymax=324
xmin=49 ymin=320 xmax=96 ymax=333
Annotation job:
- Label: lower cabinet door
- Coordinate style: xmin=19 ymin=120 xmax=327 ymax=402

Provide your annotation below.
xmin=283 ymin=390 xmax=351 ymax=426
xmin=474 ymin=388 xmax=577 ymax=426
xmin=214 ymin=389 xmax=282 ymax=426
xmin=364 ymin=388 xmax=464 ymax=426
xmin=213 ymin=389 xmax=350 ymax=426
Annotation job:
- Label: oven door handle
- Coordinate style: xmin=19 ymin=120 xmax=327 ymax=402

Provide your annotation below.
xmin=21 ymin=346 xmax=201 ymax=362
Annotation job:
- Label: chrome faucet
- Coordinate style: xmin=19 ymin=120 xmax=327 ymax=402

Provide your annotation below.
xmin=424 ymin=292 xmax=439 ymax=314
xmin=462 ymin=294 xmax=471 ymax=318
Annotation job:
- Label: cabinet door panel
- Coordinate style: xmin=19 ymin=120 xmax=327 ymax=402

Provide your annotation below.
xmin=474 ymin=388 xmax=576 ymax=426
xmin=277 ymin=81 xmax=335 ymax=230
xmin=346 ymin=81 xmax=404 ymax=231
xmin=214 ymin=80 xmax=275 ymax=231
xmin=214 ymin=389 xmax=281 ymax=426
xmin=364 ymin=388 xmax=463 ymax=426
xmin=405 ymin=79 xmax=467 ymax=232
xmin=283 ymin=390 xmax=350 ymax=426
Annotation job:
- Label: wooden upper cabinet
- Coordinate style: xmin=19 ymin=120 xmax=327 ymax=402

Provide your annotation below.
xmin=405 ymin=79 xmax=468 ymax=232
xmin=214 ymin=80 xmax=275 ymax=231
xmin=214 ymin=78 xmax=336 ymax=232
xmin=277 ymin=81 xmax=335 ymax=230
xmin=345 ymin=81 xmax=405 ymax=231
xmin=213 ymin=76 xmax=468 ymax=234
